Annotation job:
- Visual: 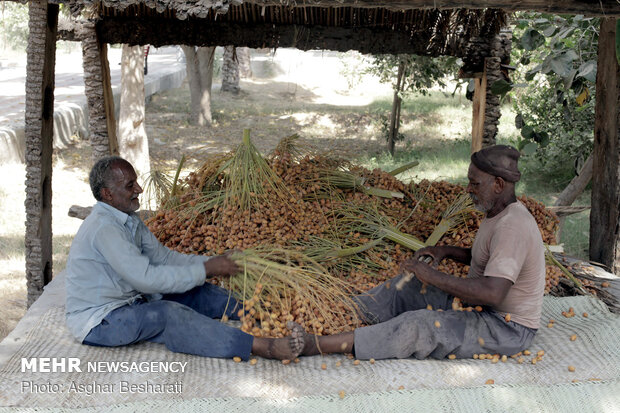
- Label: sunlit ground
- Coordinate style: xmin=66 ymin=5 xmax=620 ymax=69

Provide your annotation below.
xmin=0 ymin=159 xmax=92 ymax=339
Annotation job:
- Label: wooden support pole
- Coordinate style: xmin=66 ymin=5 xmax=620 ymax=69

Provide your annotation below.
xmin=590 ymin=18 xmax=620 ymax=275
xmin=471 ymin=66 xmax=486 ymax=154
xmin=24 ymin=1 xmax=58 ymax=306
xmin=100 ymin=42 xmax=119 ymax=155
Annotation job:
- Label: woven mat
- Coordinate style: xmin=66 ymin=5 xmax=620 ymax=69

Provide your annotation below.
xmin=0 ymin=294 xmax=619 ymax=411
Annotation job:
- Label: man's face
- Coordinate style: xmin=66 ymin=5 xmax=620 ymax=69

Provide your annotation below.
xmin=466 ymin=163 xmax=497 ymax=213
xmin=102 ymin=161 xmax=143 ymax=214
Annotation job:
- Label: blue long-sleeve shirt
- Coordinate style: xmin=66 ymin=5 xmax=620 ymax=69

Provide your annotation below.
xmin=65 ymin=202 xmax=208 ymax=342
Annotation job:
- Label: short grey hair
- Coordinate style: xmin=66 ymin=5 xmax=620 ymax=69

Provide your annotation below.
xmin=89 ymin=156 xmax=127 ymax=201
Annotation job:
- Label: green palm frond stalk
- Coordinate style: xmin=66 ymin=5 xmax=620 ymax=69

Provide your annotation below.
xmin=425 ymin=193 xmax=476 ymax=246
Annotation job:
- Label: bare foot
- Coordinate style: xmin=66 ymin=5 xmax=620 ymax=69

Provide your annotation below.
xmin=253 ymin=321 xmax=305 ymax=360
xmin=286 ymin=322 xmax=355 ymax=356
xmin=287 ymin=322 xmax=321 ymax=356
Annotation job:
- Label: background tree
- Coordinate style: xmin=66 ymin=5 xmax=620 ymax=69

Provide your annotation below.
xmin=508 ymin=13 xmax=599 ymax=207
xmin=182 ymin=45 xmax=216 ymax=126
xmin=221 ymin=45 xmax=240 ymax=94
xmin=237 ymin=47 xmax=253 ymax=79
xmin=366 ymin=55 xmax=460 ymax=156
xmin=118 ymin=44 xmax=150 ymax=178
xmin=0 ymin=2 xmax=29 ymax=52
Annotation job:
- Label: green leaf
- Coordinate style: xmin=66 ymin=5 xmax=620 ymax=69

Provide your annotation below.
xmin=543 ymin=25 xmax=557 ymax=37
xmin=557 ymin=26 xmax=576 ymax=40
xmin=521 ymin=125 xmax=534 ymax=139
xmin=547 ymin=51 xmax=577 ymax=77
xmin=563 ymin=69 xmax=578 ymax=89
xmin=490 ymin=79 xmax=513 ymax=96
xmin=515 ymin=113 xmax=524 ymax=129
xmin=539 ymin=132 xmax=550 ymax=147
xmin=521 ymin=29 xmax=546 ymax=51
xmin=517 ymin=19 xmax=530 ymax=30
xmin=523 ymin=142 xmax=538 ymax=155
xmin=576 ymin=61 xmax=597 ymax=83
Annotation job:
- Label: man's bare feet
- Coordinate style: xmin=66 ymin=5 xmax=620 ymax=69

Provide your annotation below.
xmin=251 ymin=321 xmax=305 ymax=360
xmin=287 ymin=322 xmax=321 ymax=356
xmin=286 ymin=322 xmax=355 ymax=356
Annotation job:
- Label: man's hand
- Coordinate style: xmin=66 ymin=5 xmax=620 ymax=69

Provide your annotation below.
xmin=400 ymin=258 xmax=433 ymax=284
xmin=412 ymin=246 xmax=446 ymax=268
xmin=203 ymin=255 xmax=239 ymax=278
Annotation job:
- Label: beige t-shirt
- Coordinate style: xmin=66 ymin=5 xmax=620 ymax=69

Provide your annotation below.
xmin=468 ymin=201 xmax=545 ymax=329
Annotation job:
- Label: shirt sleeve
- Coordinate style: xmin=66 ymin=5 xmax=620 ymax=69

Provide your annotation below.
xmin=93 ymin=223 xmax=206 ymax=294
xmin=139 ymin=221 xmax=210 ymax=267
xmin=483 ymin=224 xmax=528 ymax=284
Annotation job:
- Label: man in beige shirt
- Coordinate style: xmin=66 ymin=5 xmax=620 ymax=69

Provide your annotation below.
xmin=295 ymin=145 xmax=546 ymax=360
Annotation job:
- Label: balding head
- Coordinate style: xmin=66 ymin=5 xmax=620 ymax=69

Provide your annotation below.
xmin=89 ymin=156 xmax=133 ymax=201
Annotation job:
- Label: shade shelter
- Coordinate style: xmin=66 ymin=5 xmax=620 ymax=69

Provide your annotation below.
xmin=17 ymin=0 xmax=620 ymax=305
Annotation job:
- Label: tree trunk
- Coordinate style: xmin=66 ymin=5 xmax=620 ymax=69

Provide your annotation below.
xmin=81 ymin=22 xmax=117 ymax=160
xmin=388 ymin=60 xmax=405 ymax=156
xmin=590 ymin=18 xmax=620 ymax=275
xmin=197 ymin=46 xmax=215 ymax=124
xmin=221 ymin=45 xmax=240 ymax=94
xmin=553 ymin=153 xmax=593 ymax=241
xmin=554 ymin=153 xmax=593 ymax=207
xmin=182 ymin=45 xmax=215 ymax=126
xmin=237 ymin=47 xmax=253 ymax=78
xmin=25 ymin=0 xmax=58 ymax=306
xmin=118 ymin=44 xmax=150 ymax=178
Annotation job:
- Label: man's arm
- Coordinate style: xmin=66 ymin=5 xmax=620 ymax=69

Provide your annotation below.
xmin=95 ymin=224 xmax=205 ymax=294
xmin=413 ymin=245 xmax=472 ymax=266
xmin=140 ymin=222 xmax=209 ymax=267
xmin=402 ymin=259 xmax=512 ymax=308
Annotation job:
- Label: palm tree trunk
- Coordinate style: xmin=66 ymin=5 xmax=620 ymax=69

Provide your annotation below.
xmin=25 ymin=0 xmax=58 ymax=305
xmin=221 ymin=45 xmax=240 ymax=94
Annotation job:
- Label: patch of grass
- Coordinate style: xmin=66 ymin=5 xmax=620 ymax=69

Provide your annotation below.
xmin=368 ymin=90 xmax=468 ymax=115
xmin=357 ymin=139 xmax=471 ymax=184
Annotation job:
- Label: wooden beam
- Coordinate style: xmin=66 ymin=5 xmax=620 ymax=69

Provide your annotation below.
xmin=24 ymin=1 xmax=58 ymax=306
xmin=590 ymin=18 xmax=620 ymax=275
xmin=100 ymin=42 xmax=119 ymax=155
xmin=97 ymin=18 xmax=459 ymax=56
xmin=246 ymin=0 xmax=620 ymax=16
xmin=471 ymin=65 xmax=486 ymax=154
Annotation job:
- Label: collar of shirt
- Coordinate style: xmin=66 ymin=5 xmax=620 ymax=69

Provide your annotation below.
xmin=95 ymin=201 xmax=140 ymax=236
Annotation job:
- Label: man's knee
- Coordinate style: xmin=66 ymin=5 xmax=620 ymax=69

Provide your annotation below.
xmin=154 ymin=300 xmax=192 ymax=317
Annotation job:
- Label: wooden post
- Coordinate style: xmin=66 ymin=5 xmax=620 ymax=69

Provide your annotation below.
xmin=24 ymin=1 xmax=58 ymax=306
xmin=590 ymin=18 xmax=620 ymax=275
xmin=471 ymin=67 xmax=487 ymax=154
xmin=100 ymin=42 xmax=119 ymax=155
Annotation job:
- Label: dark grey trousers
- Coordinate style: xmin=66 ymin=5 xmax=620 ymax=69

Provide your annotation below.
xmin=353 ymin=273 xmax=537 ymax=360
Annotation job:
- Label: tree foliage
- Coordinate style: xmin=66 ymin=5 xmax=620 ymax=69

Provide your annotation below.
xmin=365 ymin=54 xmax=460 ymax=154
xmin=508 ymin=13 xmax=599 ymax=174
xmin=367 ymin=54 xmax=461 ymax=98
xmin=0 ymin=2 xmax=29 ymax=51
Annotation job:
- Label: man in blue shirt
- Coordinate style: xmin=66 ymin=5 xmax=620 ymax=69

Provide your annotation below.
xmin=66 ymin=156 xmax=303 ymax=361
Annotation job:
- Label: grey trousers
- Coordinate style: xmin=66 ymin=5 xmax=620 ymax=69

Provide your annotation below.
xmin=353 ymin=273 xmax=537 ymax=360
